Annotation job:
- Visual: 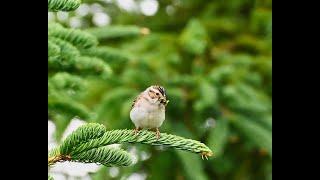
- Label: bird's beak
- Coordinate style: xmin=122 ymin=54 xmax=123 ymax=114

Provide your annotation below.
xmin=160 ymin=98 xmax=169 ymax=106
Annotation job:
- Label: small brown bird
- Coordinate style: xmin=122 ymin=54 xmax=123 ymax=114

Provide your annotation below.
xmin=130 ymin=85 xmax=169 ymax=139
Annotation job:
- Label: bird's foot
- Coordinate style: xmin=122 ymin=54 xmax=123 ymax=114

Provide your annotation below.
xmin=133 ymin=127 xmax=141 ymax=135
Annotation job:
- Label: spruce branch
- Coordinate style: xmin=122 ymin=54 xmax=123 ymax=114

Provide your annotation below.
xmin=179 ymin=19 xmax=208 ymax=55
xmin=73 ymin=129 xmax=213 ymax=157
xmin=48 ymin=37 xmax=80 ymax=66
xmin=48 ymin=0 xmax=81 ymax=12
xmin=49 ymin=23 xmax=98 ymax=49
xmin=48 ymin=49 xmax=112 ymax=77
xmin=48 ymin=84 xmax=91 ymax=119
xmin=48 ymin=96 xmax=91 ymax=120
xmin=81 ymin=46 xmax=131 ymax=64
xmin=230 ymin=114 xmax=272 ymax=157
xmin=72 ymin=56 xmax=112 ymax=77
xmin=72 ymin=146 xmax=132 ymax=166
xmin=87 ymin=25 xmax=150 ymax=40
xmin=48 ymin=123 xmax=132 ymax=167
xmin=48 ymin=123 xmax=213 ymax=168
xmin=60 ymin=123 xmax=106 ymax=154
xmin=48 ymin=146 xmax=132 ymax=167
xmin=48 ymin=39 xmax=61 ymax=60
xmin=49 ymin=72 xmax=86 ymax=92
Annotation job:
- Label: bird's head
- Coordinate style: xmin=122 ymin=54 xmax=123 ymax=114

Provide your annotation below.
xmin=145 ymin=85 xmax=169 ymax=106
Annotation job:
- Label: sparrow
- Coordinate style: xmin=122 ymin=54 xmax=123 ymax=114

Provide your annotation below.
xmin=130 ymin=85 xmax=169 ymax=139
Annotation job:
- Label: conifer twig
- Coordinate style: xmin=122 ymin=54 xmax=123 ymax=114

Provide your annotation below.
xmin=48 ymin=123 xmax=213 ymax=167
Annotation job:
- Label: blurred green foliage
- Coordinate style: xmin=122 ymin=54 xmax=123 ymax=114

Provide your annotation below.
xmin=49 ymin=0 xmax=272 ymax=179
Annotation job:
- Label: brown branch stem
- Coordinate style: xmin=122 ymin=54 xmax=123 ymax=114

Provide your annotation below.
xmin=48 ymin=154 xmax=71 ymax=166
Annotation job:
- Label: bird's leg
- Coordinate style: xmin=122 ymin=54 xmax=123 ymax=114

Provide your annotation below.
xmin=149 ymin=128 xmax=161 ymax=140
xmin=155 ymin=128 xmax=160 ymax=140
xmin=133 ymin=127 xmax=141 ymax=135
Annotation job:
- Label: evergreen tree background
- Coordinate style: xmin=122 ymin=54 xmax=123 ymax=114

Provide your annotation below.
xmin=48 ymin=0 xmax=272 ymax=179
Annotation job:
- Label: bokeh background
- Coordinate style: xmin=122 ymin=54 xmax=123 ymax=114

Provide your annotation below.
xmin=48 ymin=0 xmax=272 ymax=179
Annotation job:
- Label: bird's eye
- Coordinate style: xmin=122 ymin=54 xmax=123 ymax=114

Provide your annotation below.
xmin=156 ymin=93 xmax=159 ymax=96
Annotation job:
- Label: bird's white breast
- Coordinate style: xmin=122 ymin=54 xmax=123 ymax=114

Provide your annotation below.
xmin=130 ymin=103 xmax=165 ymax=129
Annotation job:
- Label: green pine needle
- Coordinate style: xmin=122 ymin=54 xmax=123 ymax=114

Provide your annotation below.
xmin=48 ymin=0 xmax=81 ymax=12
